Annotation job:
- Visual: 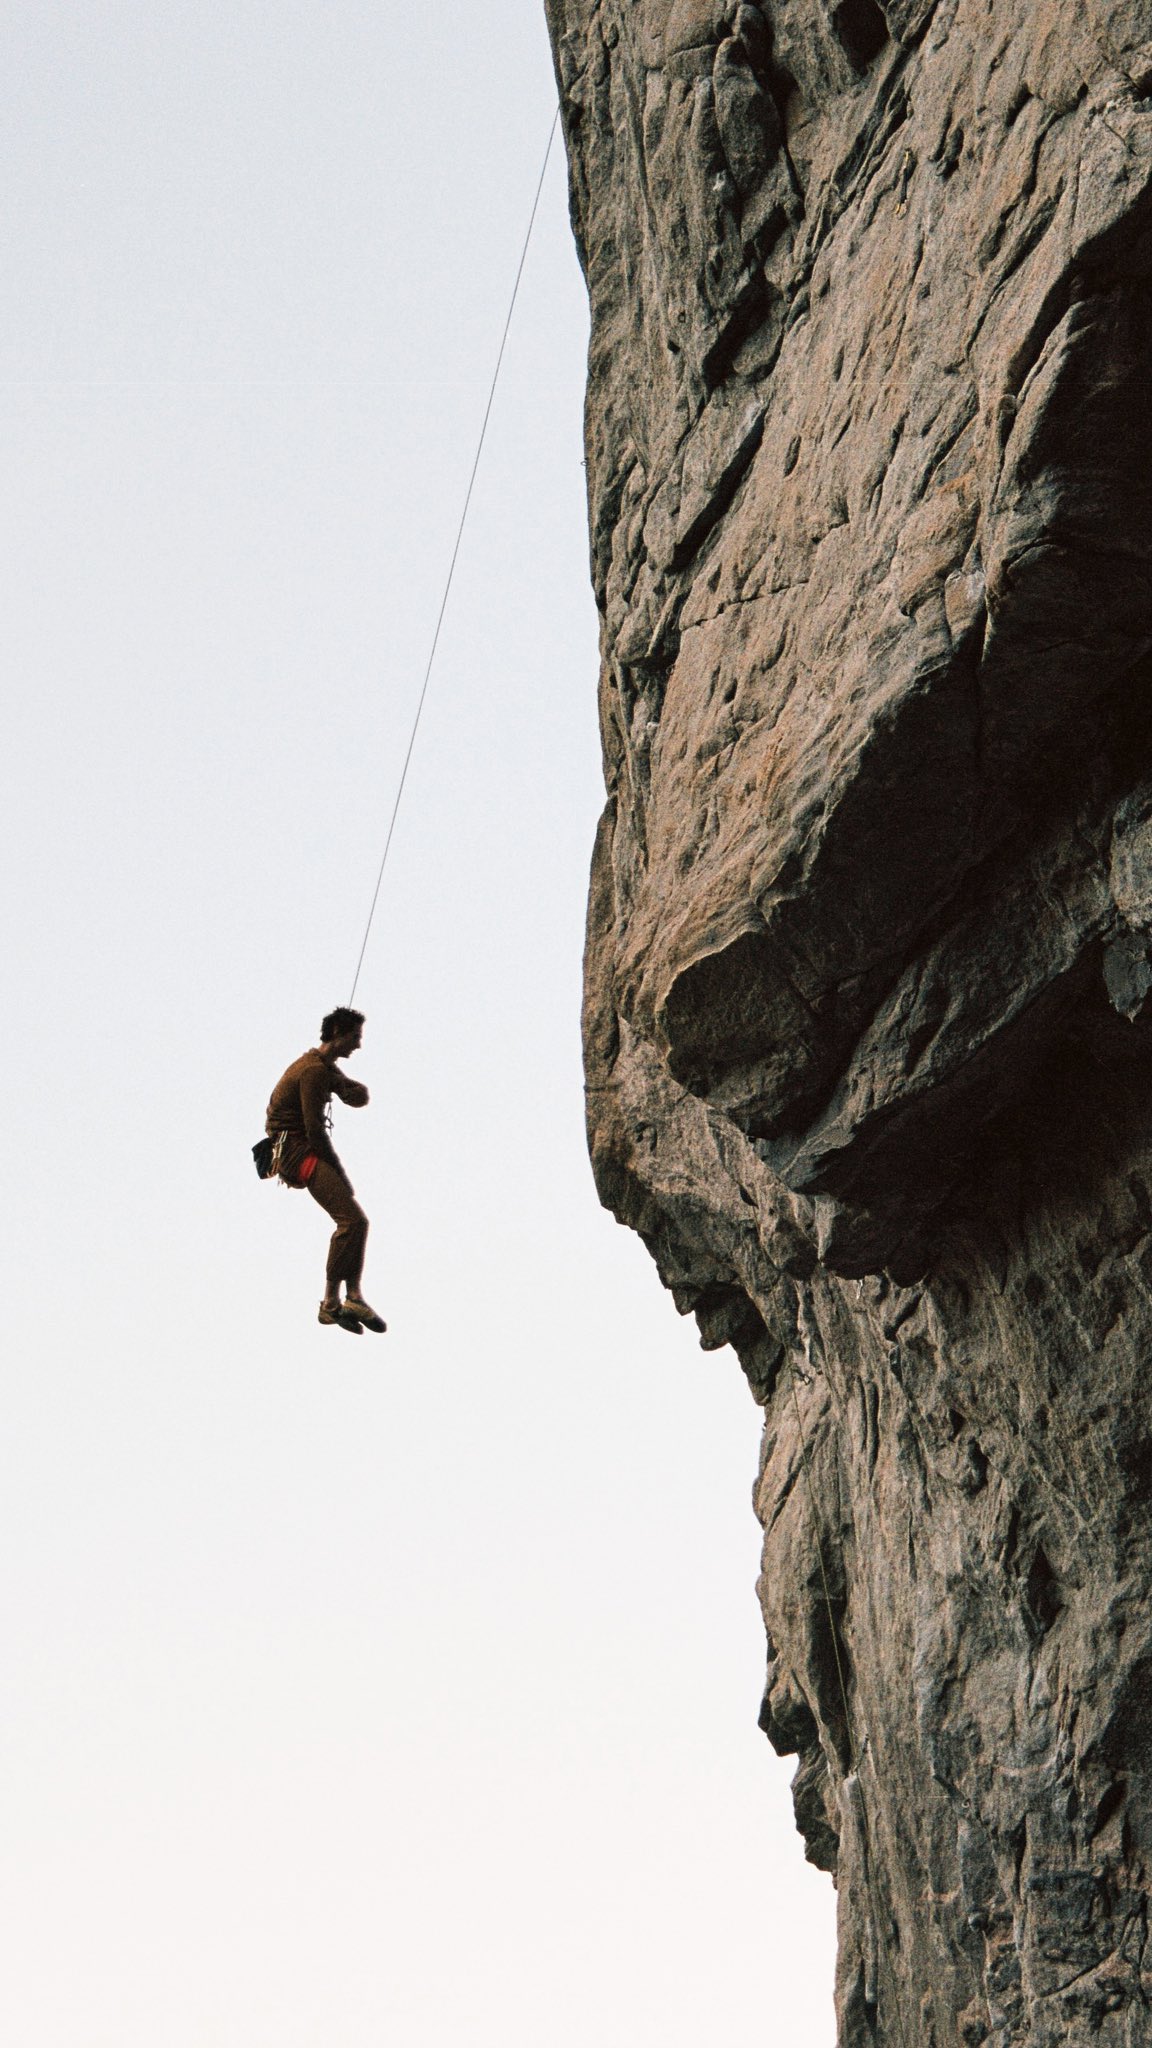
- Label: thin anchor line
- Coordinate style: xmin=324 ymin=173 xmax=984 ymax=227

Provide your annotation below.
xmin=348 ymin=105 xmax=561 ymax=1005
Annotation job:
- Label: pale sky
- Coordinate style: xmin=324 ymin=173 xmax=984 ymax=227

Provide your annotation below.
xmin=0 ymin=4 xmax=836 ymax=2042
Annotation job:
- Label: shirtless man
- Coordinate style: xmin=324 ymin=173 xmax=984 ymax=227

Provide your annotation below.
xmin=265 ymin=1007 xmax=386 ymax=1335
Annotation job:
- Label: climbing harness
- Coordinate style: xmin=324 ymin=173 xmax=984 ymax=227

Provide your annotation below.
xmin=346 ymin=106 xmax=561 ymax=1006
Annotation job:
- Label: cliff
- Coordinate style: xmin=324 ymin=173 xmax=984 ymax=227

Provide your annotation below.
xmin=545 ymin=0 xmax=1152 ymax=2038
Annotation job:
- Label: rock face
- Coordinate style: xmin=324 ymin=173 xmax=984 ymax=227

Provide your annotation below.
xmin=545 ymin=0 xmax=1152 ymax=2038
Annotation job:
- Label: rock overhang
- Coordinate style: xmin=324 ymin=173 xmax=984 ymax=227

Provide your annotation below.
xmin=553 ymin=6 xmax=1152 ymax=2033
xmin=556 ymin=0 xmax=1152 ymax=1271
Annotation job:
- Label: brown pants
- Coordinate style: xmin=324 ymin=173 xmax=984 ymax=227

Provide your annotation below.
xmin=306 ymin=1159 xmax=368 ymax=1294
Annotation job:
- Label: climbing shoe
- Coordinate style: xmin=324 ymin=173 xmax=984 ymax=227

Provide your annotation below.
xmin=318 ymin=1301 xmax=362 ymax=1334
xmin=343 ymin=1296 xmax=387 ymax=1334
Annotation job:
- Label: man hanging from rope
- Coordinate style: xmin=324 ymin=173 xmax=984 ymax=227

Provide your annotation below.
xmin=264 ymin=1007 xmax=386 ymax=1335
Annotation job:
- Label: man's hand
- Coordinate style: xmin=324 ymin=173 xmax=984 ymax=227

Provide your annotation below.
xmin=344 ymin=1080 xmax=369 ymax=1109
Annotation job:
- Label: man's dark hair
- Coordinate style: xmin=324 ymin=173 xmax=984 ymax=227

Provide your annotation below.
xmin=321 ymin=1006 xmax=365 ymax=1042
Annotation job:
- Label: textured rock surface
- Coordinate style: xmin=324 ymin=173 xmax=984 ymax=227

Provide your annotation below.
xmin=546 ymin=0 xmax=1152 ymax=2038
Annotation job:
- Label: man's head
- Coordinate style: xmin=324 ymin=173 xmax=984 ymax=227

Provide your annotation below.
xmin=321 ymin=1006 xmax=365 ymax=1058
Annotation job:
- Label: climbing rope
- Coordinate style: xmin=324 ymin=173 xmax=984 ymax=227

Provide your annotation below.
xmin=347 ymin=105 xmax=561 ymax=1006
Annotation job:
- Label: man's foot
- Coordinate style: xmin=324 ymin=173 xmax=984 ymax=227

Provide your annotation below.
xmin=343 ymin=1295 xmax=387 ymax=1333
xmin=318 ymin=1301 xmax=362 ymax=1333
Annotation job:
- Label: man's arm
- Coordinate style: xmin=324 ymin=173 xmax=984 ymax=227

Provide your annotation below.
xmin=330 ymin=1068 xmax=369 ymax=1110
xmin=298 ymin=1064 xmax=340 ymax=1165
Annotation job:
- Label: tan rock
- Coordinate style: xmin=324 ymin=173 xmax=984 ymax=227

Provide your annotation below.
xmin=549 ymin=0 xmax=1152 ymax=2037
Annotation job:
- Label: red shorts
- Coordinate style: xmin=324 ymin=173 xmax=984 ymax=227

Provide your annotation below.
xmin=298 ymin=1153 xmax=319 ymax=1183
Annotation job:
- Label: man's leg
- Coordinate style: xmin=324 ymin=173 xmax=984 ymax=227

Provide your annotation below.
xmin=306 ymin=1160 xmax=369 ymax=1309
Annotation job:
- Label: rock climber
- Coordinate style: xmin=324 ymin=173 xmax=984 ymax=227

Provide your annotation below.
xmin=264 ymin=1006 xmax=386 ymax=1335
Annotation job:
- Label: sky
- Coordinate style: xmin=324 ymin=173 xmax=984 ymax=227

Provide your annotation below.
xmin=0 ymin=4 xmax=837 ymax=2043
